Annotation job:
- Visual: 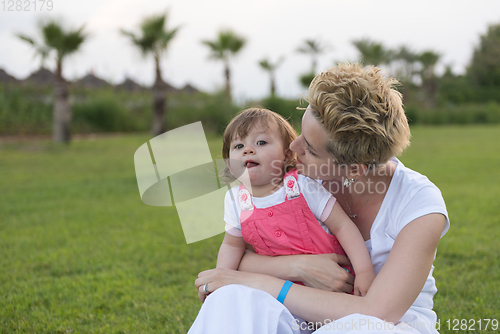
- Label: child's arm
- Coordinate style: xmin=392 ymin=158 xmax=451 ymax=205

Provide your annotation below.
xmin=323 ymin=201 xmax=376 ymax=296
xmin=216 ymin=232 xmax=247 ymax=270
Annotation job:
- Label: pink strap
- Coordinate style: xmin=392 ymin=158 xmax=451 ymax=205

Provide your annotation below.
xmin=238 ymin=185 xmax=253 ymax=211
xmin=283 ymin=170 xmax=300 ymax=200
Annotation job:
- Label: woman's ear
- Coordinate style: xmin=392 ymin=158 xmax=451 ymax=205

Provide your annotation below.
xmin=348 ymin=163 xmax=368 ymax=179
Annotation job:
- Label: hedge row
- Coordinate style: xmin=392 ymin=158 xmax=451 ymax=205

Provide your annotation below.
xmin=1 ymin=85 xmax=500 ymax=137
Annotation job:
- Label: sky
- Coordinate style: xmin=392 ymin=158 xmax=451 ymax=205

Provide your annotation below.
xmin=1 ymin=0 xmax=500 ymax=101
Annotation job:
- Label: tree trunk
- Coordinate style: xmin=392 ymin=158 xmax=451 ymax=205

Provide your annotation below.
xmin=224 ymin=62 xmax=231 ymax=101
xmin=151 ymin=54 xmax=167 ymax=136
xmin=270 ymin=71 xmax=276 ymax=97
xmin=426 ymin=69 xmax=436 ymax=109
xmin=52 ymin=59 xmax=71 ymax=143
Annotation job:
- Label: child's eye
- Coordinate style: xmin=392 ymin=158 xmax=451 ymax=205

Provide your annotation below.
xmin=235 ymin=144 xmax=244 ymax=149
xmin=257 ymin=140 xmax=267 ymax=146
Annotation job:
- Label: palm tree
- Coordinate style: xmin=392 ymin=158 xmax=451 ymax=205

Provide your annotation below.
xmin=16 ymin=18 xmax=88 ymax=143
xmin=392 ymin=45 xmax=419 ymax=83
xmin=17 ymin=35 xmax=50 ymax=69
xmin=258 ymin=56 xmax=285 ymax=97
xmin=352 ymin=38 xmax=392 ymax=67
xmin=297 ymin=38 xmax=328 ymax=74
xmin=296 ymin=38 xmax=328 ymax=88
xmin=392 ymin=45 xmax=419 ymax=103
xmin=202 ymin=30 xmax=246 ymax=101
xmin=418 ymin=50 xmax=440 ymax=108
xmin=121 ymin=13 xmax=179 ymax=136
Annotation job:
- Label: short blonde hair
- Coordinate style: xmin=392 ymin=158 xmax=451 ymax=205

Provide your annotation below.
xmin=308 ymin=63 xmax=410 ymax=166
xmin=222 ymin=108 xmax=297 ymax=182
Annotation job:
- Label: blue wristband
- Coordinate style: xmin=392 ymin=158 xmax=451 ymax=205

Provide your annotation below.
xmin=277 ymin=280 xmax=293 ymax=304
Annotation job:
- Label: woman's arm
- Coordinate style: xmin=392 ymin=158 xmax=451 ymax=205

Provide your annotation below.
xmin=197 ymin=213 xmax=445 ymax=324
xmin=238 ymin=249 xmax=354 ymax=292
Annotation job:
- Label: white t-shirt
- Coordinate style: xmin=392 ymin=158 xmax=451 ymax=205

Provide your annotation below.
xmin=224 ymin=174 xmax=334 ymax=237
xmin=367 ymin=157 xmax=449 ymax=328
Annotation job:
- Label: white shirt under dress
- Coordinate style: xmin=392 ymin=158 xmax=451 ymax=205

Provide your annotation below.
xmin=188 ymin=157 xmax=450 ymax=334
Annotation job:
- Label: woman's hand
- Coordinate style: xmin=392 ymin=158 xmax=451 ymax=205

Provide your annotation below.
xmin=239 ymin=250 xmax=354 ymax=293
xmin=293 ymin=253 xmax=354 ymax=293
xmin=195 ymin=268 xmax=260 ymax=302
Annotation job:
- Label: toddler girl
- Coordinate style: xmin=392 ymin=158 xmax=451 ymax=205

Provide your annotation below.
xmin=217 ymin=108 xmax=375 ymax=296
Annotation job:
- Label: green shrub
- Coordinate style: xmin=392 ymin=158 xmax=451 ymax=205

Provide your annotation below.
xmin=259 ymin=96 xmax=307 ymax=130
xmin=166 ymin=92 xmax=238 ymax=134
xmin=404 ymin=106 xmax=419 ymax=125
xmin=73 ymin=95 xmax=141 ymax=132
xmin=0 ymin=84 xmax=52 ymax=135
xmin=405 ymin=103 xmax=500 ymax=126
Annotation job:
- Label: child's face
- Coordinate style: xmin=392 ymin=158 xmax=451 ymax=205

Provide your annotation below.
xmin=228 ymin=123 xmax=289 ymax=187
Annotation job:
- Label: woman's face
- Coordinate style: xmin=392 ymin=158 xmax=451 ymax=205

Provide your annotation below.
xmin=290 ymin=106 xmax=341 ymax=180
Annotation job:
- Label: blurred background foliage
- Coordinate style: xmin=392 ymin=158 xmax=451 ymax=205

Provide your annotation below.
xmin=3 ymin=21 xmax=500 ymax=138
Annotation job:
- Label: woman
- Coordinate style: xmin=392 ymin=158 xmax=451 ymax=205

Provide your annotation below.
xmin=189 ymin=63 xmax=449 ymax=334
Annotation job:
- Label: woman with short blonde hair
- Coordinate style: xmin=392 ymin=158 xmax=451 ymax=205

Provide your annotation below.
xmin=189 ymin=63 xmax=449 ymax=334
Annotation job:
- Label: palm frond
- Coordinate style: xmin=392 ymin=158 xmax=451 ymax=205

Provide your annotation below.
xmin=419 ymin=51 xmax=440 ymax=67
xmin=60 ymin=26 xmax=88 ymax=57
xmin=258 ymin=56 xmax=285 ymax=71
xmin=41 ymin=20 xmax=64 ymax=50
xmin=16 ymin=18 xmax=88 ymax=65
xmin=352 ymin=38 xmax=390 ymax=66
xmin=202 ymin=29 xmax=246 ymax=61
xmin=201 ymin=40 xmax=225 ymax=60
xmin=121 ymin=12 xmax=179 ymax=57
xmin=297 ymin=38 xmax=328 ymax=55
xmin=16 ymin=33 xmax=36 ymax=46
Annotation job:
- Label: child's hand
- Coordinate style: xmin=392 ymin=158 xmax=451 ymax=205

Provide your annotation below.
xmin=353 ymin=270 xmax=376 ymax=296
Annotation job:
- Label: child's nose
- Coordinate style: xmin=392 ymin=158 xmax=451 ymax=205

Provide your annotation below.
xmin=243 ymin=146 xmax=255 ymax=155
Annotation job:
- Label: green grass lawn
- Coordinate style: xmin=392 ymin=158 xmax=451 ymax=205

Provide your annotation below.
xmin=1 ymin=126 xmax=499 ymax=333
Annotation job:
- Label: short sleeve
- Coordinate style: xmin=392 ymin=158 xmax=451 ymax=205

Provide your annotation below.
xmin=298 ymin=175 xmax=333 ymax=221
xmin=224 ymin=188 xmax=241 ymax=230
xmin=395 ymin=185 xmax=450 ymax=238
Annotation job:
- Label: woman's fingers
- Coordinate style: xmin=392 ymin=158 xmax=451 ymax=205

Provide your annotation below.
xmin=345 ymin=270 xmax=355 ymax=285
xmin=195 ymin=268 xmax=239 ymax=302
xmin=294 ymin=253 xmax=354 ymax=292
xmin=196 ymin=273 xmax=216 ymax=303
xmin=197 ymin=268 xmax=215 ymax=278
xmin=328 ymin=253 xmax=351 ymax=266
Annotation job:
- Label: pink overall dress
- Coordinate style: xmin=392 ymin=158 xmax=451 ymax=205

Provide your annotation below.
xmin=238 ymin=169 xmax=354 ymax=285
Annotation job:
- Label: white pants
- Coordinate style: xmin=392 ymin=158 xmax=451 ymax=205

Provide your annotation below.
xmin=188 ymin=285 xmax=438 ymax=334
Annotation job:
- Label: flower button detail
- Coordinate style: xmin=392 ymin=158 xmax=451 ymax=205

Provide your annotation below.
xmin=287 ymin=180 xmax=295 ymax=188
xmin=268 ymin=211 xmax=273 ymax=217
xmin=275 ymin=230 xmax=282 ymax=237
xmin=241 ymin=193 xmax=248 ymax=202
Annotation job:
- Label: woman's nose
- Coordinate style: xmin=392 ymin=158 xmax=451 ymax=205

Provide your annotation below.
xmin=290 ymin=135 xmax=303 ymax=154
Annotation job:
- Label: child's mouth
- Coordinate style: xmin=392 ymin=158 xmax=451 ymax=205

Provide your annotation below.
xmin=245 ymin=161 xmax=259 ymax=168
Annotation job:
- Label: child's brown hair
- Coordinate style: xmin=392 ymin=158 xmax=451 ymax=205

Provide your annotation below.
xmin=221 ymin=108 xmax=297 ymax=183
